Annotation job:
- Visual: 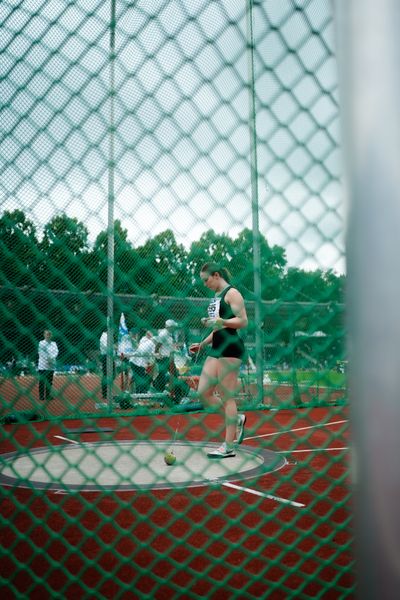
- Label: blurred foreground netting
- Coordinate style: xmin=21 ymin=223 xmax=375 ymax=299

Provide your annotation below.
xmin=0 ymin=1 xmax=351 ymax=598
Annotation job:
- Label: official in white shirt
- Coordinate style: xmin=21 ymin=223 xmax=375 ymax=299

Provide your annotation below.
xmin=153 ymin=319 xmax=179 ymax=392
xmin=129 ymin=331 xmax=156 ymax=393
xmin=37 ymin=329 xmax=59 ymax=401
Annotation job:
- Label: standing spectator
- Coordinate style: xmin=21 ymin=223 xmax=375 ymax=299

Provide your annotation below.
xmin=117 ymin=314 xmax=136 ymax=391
xmin=129 ymin=331 xmax=156 ymax=393
xmin=37 ymin=329 xmax=59 ymax=402
xmin=153 ymin=319 xmax=179 ymax=392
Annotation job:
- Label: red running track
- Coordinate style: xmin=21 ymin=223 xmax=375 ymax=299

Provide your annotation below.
xmin=0 ymin=405 xmax=354 ymax=599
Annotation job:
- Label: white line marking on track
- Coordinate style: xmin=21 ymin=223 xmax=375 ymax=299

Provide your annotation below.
xmin=277 ymin=447 xmax=349 ymax=454
xmin=54 ymin=435 xmax=81 ymax=445
xmin=221 ymin=481 xmax=305 ymax=508
xmin=244 ymin=419 xmax=348 ymax=441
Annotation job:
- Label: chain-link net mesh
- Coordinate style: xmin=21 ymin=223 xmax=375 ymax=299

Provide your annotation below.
xmin=1 ymin=1 xmax=351 ymax=598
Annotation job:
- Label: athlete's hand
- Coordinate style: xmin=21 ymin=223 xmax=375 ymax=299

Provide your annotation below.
xmin=202 ymin=317 xmax=224 ymax=329
xmin=189 ymin=343 xmax=201 ymax=354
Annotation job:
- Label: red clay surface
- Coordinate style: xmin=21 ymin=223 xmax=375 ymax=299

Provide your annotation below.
xmin=0 ymin=405 xmax=354 ymax=599
xmin=0 ymin=373 xmax=346 ymax=417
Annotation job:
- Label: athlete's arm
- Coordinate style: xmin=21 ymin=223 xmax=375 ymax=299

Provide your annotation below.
xmin=216 ymin=288 xmax=248 ymax=330
xmin=189 ymin=331 xmax=213 ymax=353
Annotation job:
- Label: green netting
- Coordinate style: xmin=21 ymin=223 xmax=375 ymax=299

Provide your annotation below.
xmin=0 ymin=1 xmax=351 ymax=598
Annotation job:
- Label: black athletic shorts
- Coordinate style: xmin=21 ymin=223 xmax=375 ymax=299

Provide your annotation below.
xmin=209 ymin=329 xmax=245 ymax=360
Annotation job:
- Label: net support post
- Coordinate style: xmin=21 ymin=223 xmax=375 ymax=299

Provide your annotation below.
xmin=246 ymin=0 xmax=264 ymax=403
xmin=334 ymin=1 xmax=400 ymax=598
xmin=106 ymin=0 xmax=117 ymax=411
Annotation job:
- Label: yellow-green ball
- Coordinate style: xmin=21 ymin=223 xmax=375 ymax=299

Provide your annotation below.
xmin=164 ymin=451 xmax=176 ymax=466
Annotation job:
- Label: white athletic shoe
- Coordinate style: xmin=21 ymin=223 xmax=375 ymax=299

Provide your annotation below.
xmin=207 ymin=442 xmax=236 ymax=458
xmin=236 ymin=414 xmax=246 ymax=444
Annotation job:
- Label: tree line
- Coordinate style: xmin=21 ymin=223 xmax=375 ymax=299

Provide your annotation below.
xmin=0 ymin=209 xmax=344 ymax=301
xmin=0 ymin=209 xmax=345 ymax=366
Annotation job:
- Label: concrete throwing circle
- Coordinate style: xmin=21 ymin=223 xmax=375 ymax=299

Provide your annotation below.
xmin=0 ymin=441 xmax=286 ymax=492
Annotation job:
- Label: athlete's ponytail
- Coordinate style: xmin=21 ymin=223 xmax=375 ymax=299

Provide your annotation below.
xmin=201 ymin=262 xmax=231 ymax=283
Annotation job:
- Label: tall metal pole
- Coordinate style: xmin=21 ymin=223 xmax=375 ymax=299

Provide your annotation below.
xmin=107 ymin=0 xmax=116 ymax=410
xmin=334 ymin=1 xmax=400 ymax=598
xmin=246 ymin=0 xmax=264 ymax=403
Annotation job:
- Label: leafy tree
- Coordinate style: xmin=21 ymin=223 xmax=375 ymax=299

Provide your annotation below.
xmin=281 ymin=267 xmax=345 ymax=304
xmin=0 ymin=210 xmax=40 ymax=287
xmin=282 ymin=268 xmax=326 ymax=303
xmin=186 ymin=228 xmax=287 ymax=300
xmin=91 ymin=220 xmax=141 ymax=294
xmin=136 ymin=230 xmax=189 ymax=296
xmin=37 ymin=214 xmax=90 ymax=289
xmin=0 ymin=208 xmax=347 ymax=366
xmin=323 ymin=269 xmax=345 ymax=303
xmin=229 ymin=229 xmax=286 ymax=300
xmin=278 ymin=268 xmax=345 ymax=361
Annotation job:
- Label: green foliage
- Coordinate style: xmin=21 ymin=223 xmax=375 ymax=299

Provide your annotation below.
xmin=38 ymin=214 xmax=90 ymax=289
xmin=138 ymin=230 xmax=189 ymax=296
xmin=266 ymin=369 xmax=346 ymax=389
xmin=0 ymin=209 xmax=345 ymax=303
xmin=0 ymin=209 xmax=345 ymax=365
xmin=0 ymin=210 xmax=40 ymax=287
xmin=282 ymin=267 xmax=345 ymax=303
xmin=186 ymin=228 xmax=287 ymax=299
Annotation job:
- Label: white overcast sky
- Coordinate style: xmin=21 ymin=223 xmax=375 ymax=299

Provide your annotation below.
xmin=0 ymin=0 xmax=344 ymax=273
